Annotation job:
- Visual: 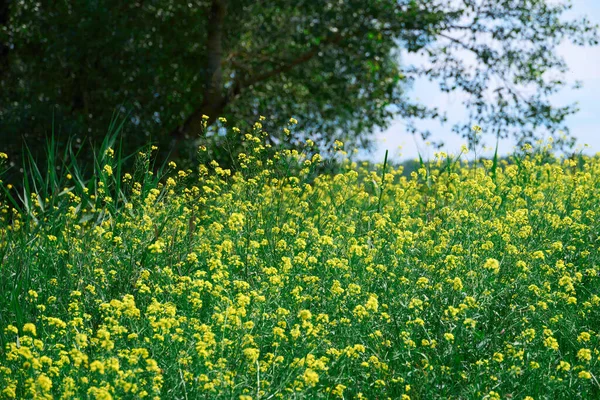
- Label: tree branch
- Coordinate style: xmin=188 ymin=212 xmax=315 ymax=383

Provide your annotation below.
xmin=438 ymin=32 xmax=480 ymax=54
xmin=171 ymin=0 xmax=227 ymax=142
xmin=170 ymin=28 xmax=348 ymax=151
xmin=223 ymin=31 xmax=345 ymax=107
xmin=248 ymin=33 xmax=343 ymax=87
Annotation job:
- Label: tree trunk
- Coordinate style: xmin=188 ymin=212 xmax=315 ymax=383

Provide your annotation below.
xmin=169 ymin=0 xmax=227 ymax=161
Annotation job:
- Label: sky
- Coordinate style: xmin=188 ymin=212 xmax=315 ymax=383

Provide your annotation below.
xmin=361 ymin=0 xmax=600 ymax=163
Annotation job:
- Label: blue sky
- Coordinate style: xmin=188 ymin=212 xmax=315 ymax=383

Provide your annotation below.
xmin=362 ymin=0 xmax=600 ymax=163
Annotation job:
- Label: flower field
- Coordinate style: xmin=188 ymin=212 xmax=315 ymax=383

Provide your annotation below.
xmin=1 ymin=123 xmax=599 ymax=399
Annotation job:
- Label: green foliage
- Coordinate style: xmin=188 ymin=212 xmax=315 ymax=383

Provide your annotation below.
xmin=0 ymin=0 xmax=598 ymax=172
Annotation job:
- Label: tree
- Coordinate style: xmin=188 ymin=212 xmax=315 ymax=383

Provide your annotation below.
xmin=0 ymin=0 xmax=598 ymax=172
xmin=0 ymin=1 xmax=8 ymax=74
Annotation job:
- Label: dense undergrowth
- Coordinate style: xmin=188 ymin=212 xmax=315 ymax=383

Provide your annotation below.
xmin=0 ymin=119 xmax=599 ymax=399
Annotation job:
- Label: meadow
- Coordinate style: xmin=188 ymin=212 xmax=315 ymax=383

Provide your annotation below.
xmin=0 ymin=119 xmax=599 ymax=399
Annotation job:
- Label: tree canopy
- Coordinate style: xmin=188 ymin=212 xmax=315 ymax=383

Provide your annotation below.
xmin=0 ymin=0 xmax=598 ymax=170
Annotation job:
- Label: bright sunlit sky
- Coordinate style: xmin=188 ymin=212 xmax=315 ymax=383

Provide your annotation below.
xmin=361 ymin=0 xmax=600 ymax=163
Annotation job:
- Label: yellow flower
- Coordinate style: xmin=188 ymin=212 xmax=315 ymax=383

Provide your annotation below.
xmin=87 ymin=386 xmax=113 ymax=400
xmin=556 ymin=361 xmax=570 ymax=372
xmin=578 ymin=371 xmax=592 ymax=379
xmin=331 ymin=384 xmax=347 ymax=397
xmin=365 ymin=295 xmax=379 ymax=312
xmin=487 ymin=391 xmax=500 ymax=400
xmin=532 ymin=250 xmax=545 ymax=260
xmin=577 ymin=348 xmax=592 ymax=362
xmin=23 ymin=323 xmax=37 ymax=337
xmin=543 ymin=336 xmax=559 ymax=351
xmin=5 ymin=325 xmax=18 ymax=334
xmin=463 ymin=318 xmax=476 ymax=329
xmin=243 ymin=348 xmax=260 ymax=363
xmin=1 ymin=385 xmax=17 ymax=398
xmin=578 ymin=332 xmax=591 ymax=342
xmin=452 ymin=277 xmax=463 ymax=291
xmin=416 ymin=277 xmax=429 ymax=286
xmin=444 ymin=333 xmax=454 ymax=342
xmin=530 ymin=361 xmax=540 ymax=369
xmin=298 ymin=310 xmax=312 ymax=320
xmin=483 ymin=258 xmax=500 ymax=274
xmin=303 ymin=368 xmax=319 ymax=387
xmin=493 ymin=352 xmax=504 ymax=363
xmin=228 ymin=213 xmax=245 ymax=232
xmin=90 ymin=360 xmax=105 ymax=374
xmin=148 ymin=240 xmax=165 ymax=254
xmin=36 ymin=373 xmax=52 ymax=392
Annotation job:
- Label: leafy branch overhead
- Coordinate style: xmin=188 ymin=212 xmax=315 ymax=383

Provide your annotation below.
xmin=0 ymin=0 xmax=598 ymax=166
